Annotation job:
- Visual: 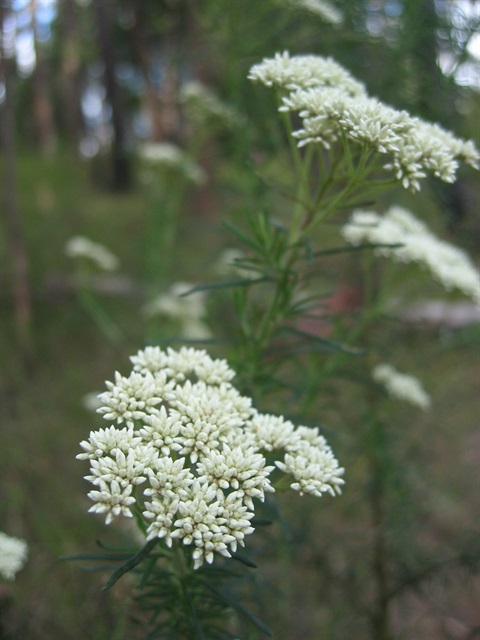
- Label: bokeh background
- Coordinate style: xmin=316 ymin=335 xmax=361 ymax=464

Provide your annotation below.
xmin=1 ymin=1 xmax=479 ymax=638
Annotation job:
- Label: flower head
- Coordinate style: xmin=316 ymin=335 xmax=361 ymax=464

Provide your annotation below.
xmin=248 ymin=51 xmax=366 ymax=96
xmin=79 ymin=347 xmax=343 ymax=568
xmin=65 ymin=236 xmax=119 ymax=271
xmin=373 ymin=363 xmax=431 ymax=410
xmin=0 ymin=532 xmax=28 ymax=581
xmin=250 ymin=52 xmax=478 ymax=191
xmin=180 ymin=81 xmax=241 ymax=130
xmin=287 ymin=0 xmax=343 ymax=25
xmin=342 ymin=206 xmax=480 ymax=304
xmin=143 ymin=282 xmax=212 ymax=340
xmin=138 ymin=142 xmax=206 ymax=185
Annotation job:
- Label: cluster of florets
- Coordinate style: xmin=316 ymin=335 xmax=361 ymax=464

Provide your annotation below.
xmin=248 ymin=51 xmax=478 ymax=191
xmin=78 ymin=347 xmax=344 ymax=569
xmin=372 ymin=364 xmax=431 ymax=410
xmin=0 ymin=532 xmax=28 ymax=581
xmin=342 ymin=206 xmax=480 ymax=305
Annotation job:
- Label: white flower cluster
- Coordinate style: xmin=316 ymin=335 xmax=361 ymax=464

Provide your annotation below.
xmin=65 ymin=236 xmax=119 ymax=272
xmin=287 ymin=0 xmax=343 ymax=25
xmin=143 ymin=282 xmax=212 ymax=340
xmin=78 ymin=347 xmax=344 ymax=568
xmin=248 ymin=52 xmax=479 ymax=191
xmin=0 ymin=532 xmax=28 ymax=581
xmin=342 ymin=206 xmax=480 ymax=305
xmin=138 ymin=142 xmax=206 ymax=185
xmin=372 ymin=364 xmax=431 ymax=410
xmin=180 ymin=81 xmax=241 ymax=131
xmin=248 ymin=51 xmax=366 ymax=96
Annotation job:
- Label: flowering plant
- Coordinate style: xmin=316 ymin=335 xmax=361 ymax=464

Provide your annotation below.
xmin=76 ymin=51 xmax=478 ymax=638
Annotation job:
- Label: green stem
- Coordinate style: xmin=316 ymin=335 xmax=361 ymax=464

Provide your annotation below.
xmin=77 ymin=283 xmax=123 ymax=345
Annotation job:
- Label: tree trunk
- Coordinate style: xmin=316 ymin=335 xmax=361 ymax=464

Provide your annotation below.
xmin=93 ymin=0 xmax=131 ymax=190
xmin=129 ymin=0 xmax=164 ymax=141
xmin=31 ymin=0 xmax=56 ymax=155
xmin=59 ymin=0 xmax=85 ymax=149
xmin=0 ymin=2 xmax=34 ymax=367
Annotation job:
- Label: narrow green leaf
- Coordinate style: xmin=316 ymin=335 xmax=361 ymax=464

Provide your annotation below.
xmin=230 ymin=552 xmax=257 ymax=568
xmin=102 ymin=538 xmax=158 ymax=591
xmin=60 ymin=552 xmax=132 ymax=562
xmin=223 ymin=220 xmax=263 ymax=252
xmin=180 ymin=277 xmax=270 ymax=296
xmin=283 ymin=326 xmax=366 ymax=354
xmin=204 ymin=584 xmax=273 ymax=636
xmin=312 ymin=241 xmax=403 ymax=258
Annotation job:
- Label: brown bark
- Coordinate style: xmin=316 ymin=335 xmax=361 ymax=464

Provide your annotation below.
xmin=59 ymin=0 xmax=84 ymax=148
xmin=129 ymin=1 xmax=164 ymax=141
xmin=0 ymin=3 xmax=34 ymax=366
xmin=93 ymin=0 xmax=131 ymax=190
xmin=31 ymin=0 xmax=56 ymax=154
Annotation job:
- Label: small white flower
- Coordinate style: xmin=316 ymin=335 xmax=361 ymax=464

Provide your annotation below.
xmin=77 ymin=426 xmax=143 ymax=460
xmin=138 ymin=407 xmax=183 ymax=456
xmin=65 ymin=236 xmax=119 ymax=271
xmin=196 ymin=443 xmax=275 ymax=507
xmin=144 ymin=494 xmax=181 ymax=547
xmin=84 ymin=444 xmax=156 ymax=488
xmin=276 ymin=440 xmax=345 ymax=497
xmin=97 ymin=370 xmax=163 ymax=426
xmin=0 ymin=532 xmax=28 ymax=581
xmin=247 ymin=413 xmax=298 ymax=451
xmin=145 ymin=456 xmax=195 ymax=502
xmin=88 ymin=479 xmax=136 ymax=525
xmin=372 ymin=363 xmax=431 ymax=410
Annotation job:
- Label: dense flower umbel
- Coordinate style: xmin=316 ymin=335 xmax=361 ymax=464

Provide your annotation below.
xmin=249 ymin=52 xmax=479 ymax=191
xmin=0 ymin=532 xmax=28 ymax=581
xmin=342 ymin=206 xmax=480 ymax=304
xmin=78 ymin=347 xmax=344 ymax=568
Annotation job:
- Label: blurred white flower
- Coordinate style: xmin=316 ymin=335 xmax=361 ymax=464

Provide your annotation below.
xmin=180 ymin=81 xmax=242 ymax=130
xmin=373 ymin=363 xmax=431 ymax=410
xmin=138 ymin=142 xmax=206 ymax=185
xmin=143 ymin=282 xmax=212 ymax=340
xmin=342 ymin=206 xmax=480 ymax=304
xmin=81 ymin=391 xmax=104 ymax=412
xmin=0 ymin=532 xmax=28 ymax=581
xmin=287 ymin=0 xmax=343 ymax=25
xmin=215 ymin=248 xmax=256 ymax=280
xmin=65 ymin=236 xmax=119 ymax=271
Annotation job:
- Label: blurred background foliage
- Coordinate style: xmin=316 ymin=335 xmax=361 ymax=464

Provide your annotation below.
xmin=0 ymin=0 xmax=479 ymax=638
